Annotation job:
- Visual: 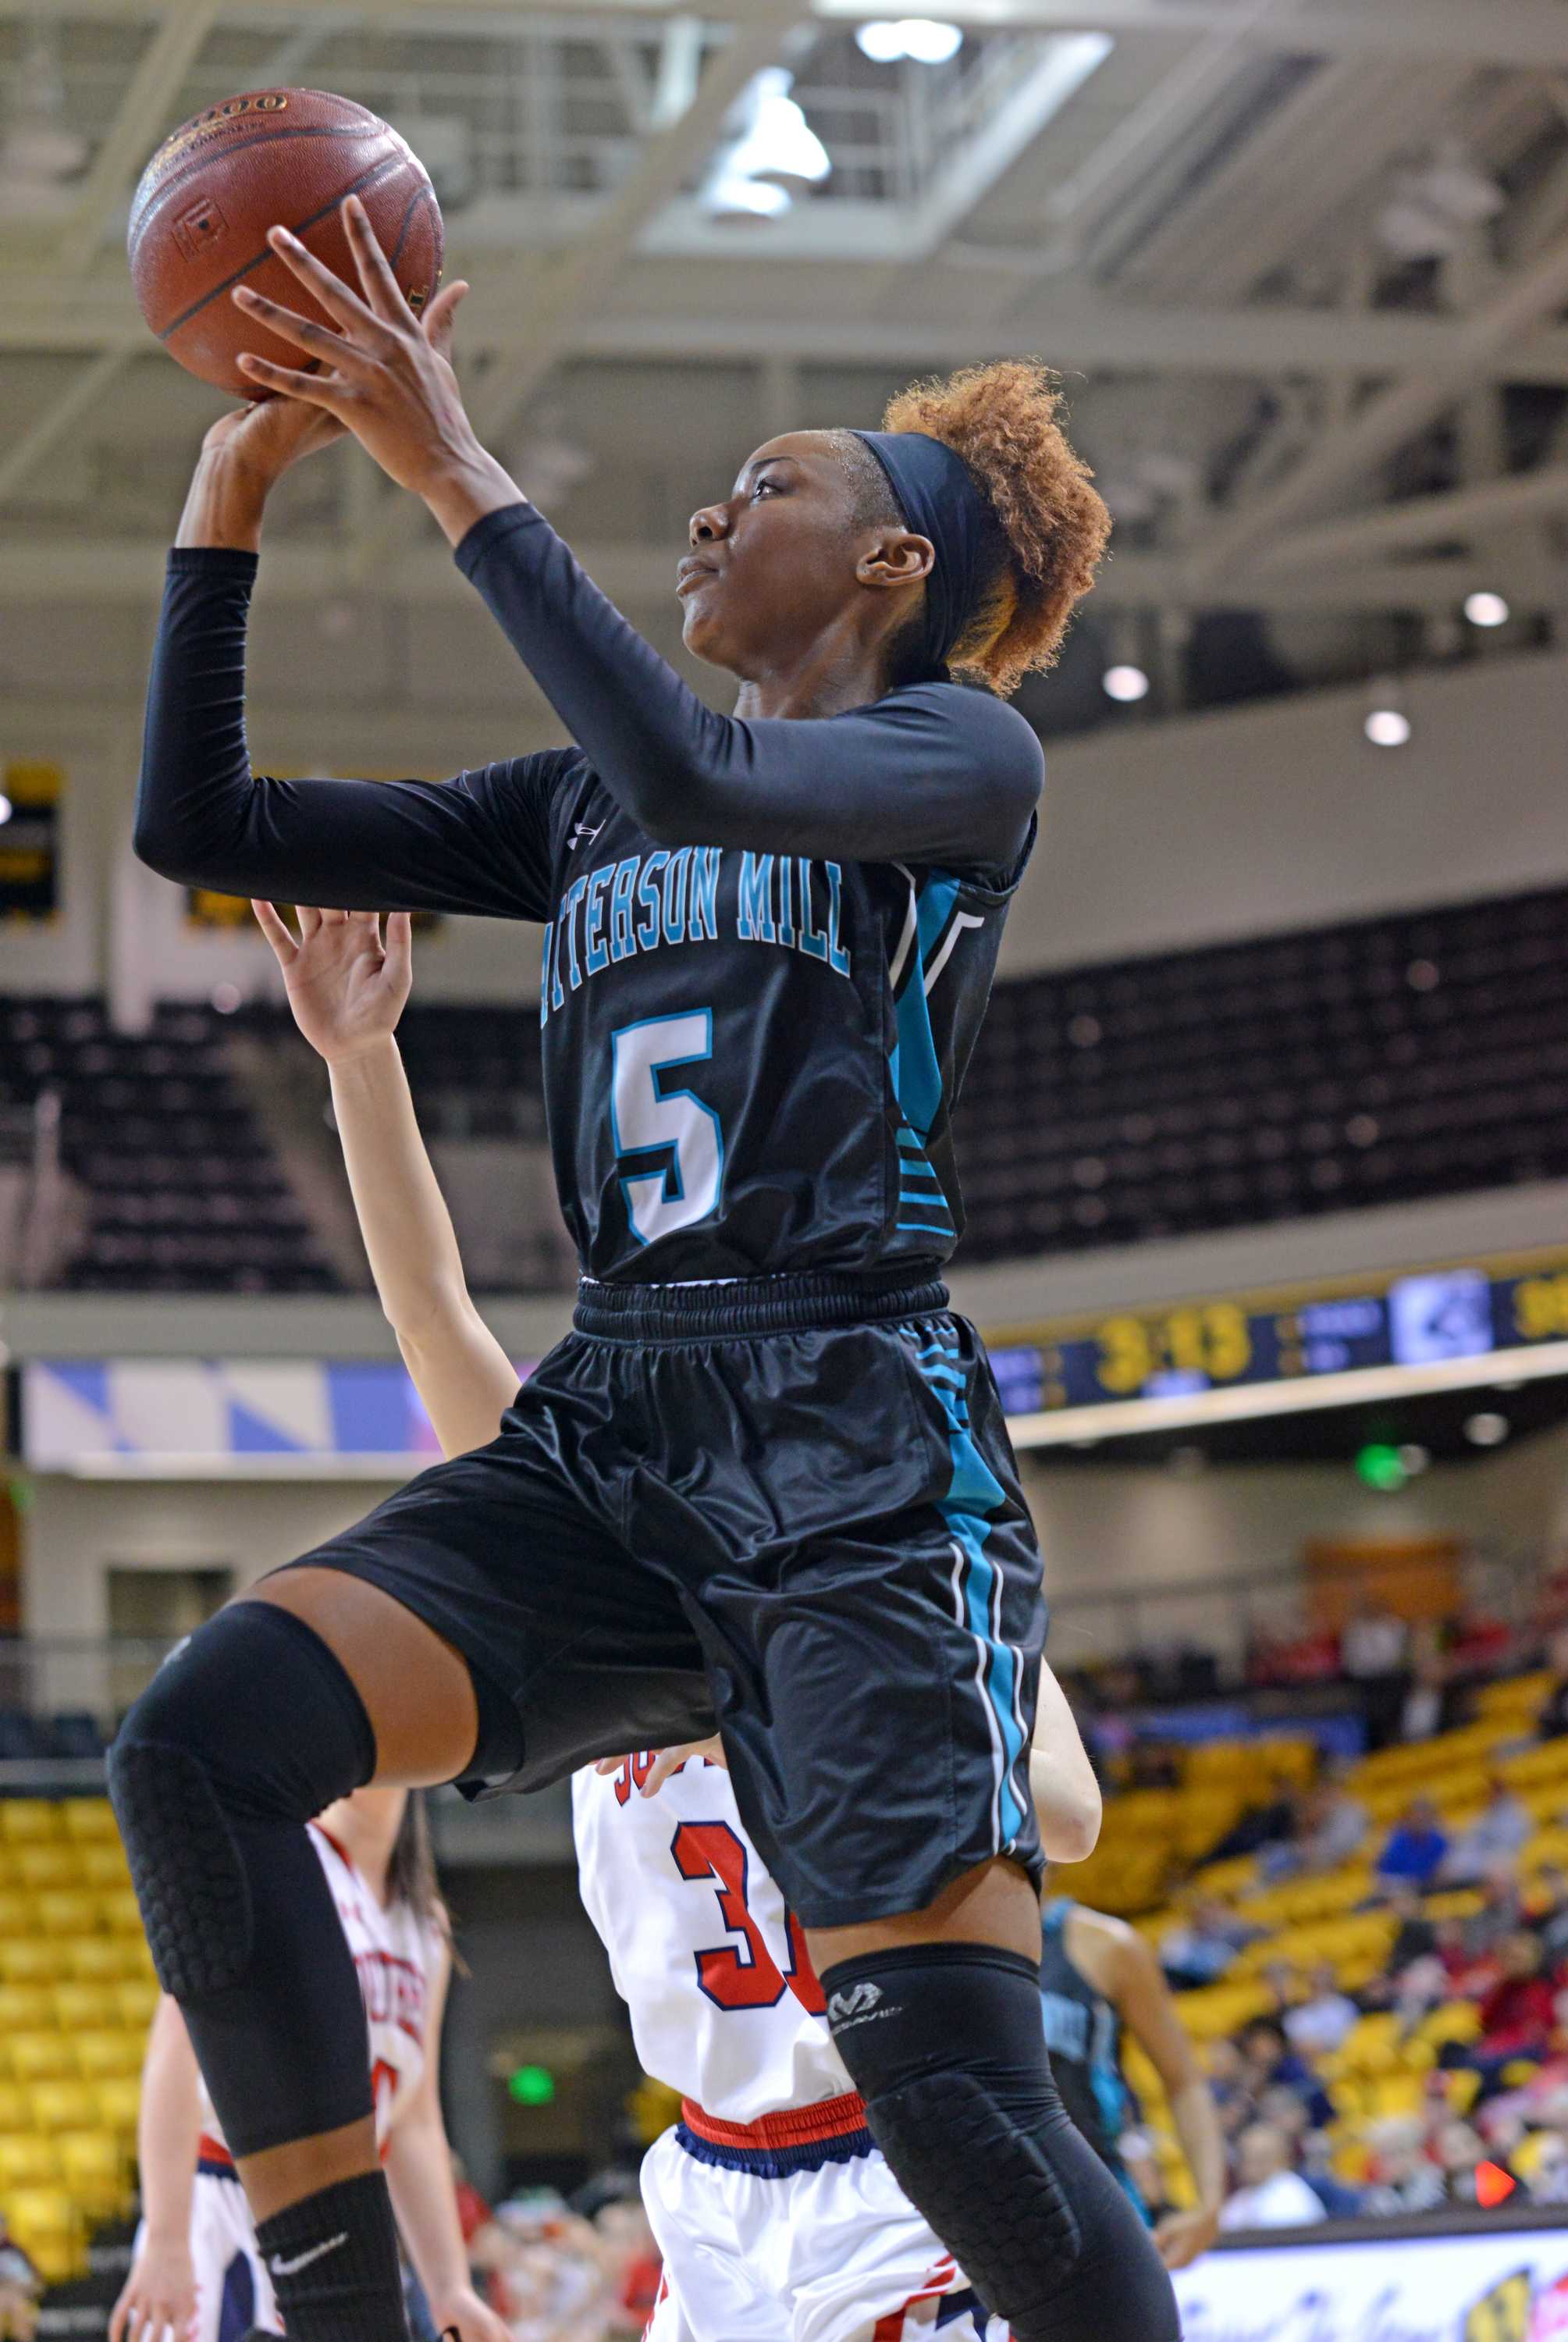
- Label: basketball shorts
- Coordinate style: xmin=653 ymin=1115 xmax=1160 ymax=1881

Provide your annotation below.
xmin=641 ymin=2119 xmax=1007 ymax=2342
xmin=280 ymin=1269 xmax=1046 ymax=1927
xmin=135 ymin=2164 xmax=279 ymax=2342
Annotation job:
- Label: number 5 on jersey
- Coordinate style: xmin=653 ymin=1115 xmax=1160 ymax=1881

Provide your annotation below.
xmin=611 ymin=1011 xmax=724 ymax=1246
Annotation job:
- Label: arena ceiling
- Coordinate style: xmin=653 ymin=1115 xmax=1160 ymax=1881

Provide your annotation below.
xmin=3 ymin=0 xmax=1568 ymax=720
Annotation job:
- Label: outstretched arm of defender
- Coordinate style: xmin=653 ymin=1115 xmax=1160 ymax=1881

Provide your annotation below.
xmin=254 ymin=903 xmax=520 ymax=1460
xmin=1029 ymin=1666 xmax=1102 ymax=1863
xmin=110 ymin=1996 xmax=202 ymax=2342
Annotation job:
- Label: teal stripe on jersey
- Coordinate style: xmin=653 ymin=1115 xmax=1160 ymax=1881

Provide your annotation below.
xmin=889 ymin=874 xmax=960 ymax=1139
xmin=909 ymin=1338 xmax=1027 ymax=1846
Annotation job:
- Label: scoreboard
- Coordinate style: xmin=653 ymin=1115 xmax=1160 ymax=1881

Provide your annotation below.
xmin=987 ymin=1253 xmax=1568 ymax=1425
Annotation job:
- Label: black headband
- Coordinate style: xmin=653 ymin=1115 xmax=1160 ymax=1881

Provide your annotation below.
xmin=852 ymin=428 xmax=987 ymax=678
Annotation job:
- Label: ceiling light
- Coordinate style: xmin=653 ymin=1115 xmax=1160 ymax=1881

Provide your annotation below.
xmin=856 ymin=19 xmax=963 ymax=63
xmin=1398 ymin=1443 xmax=1431 ymax=1475
xmin=1463 ymin=590 xmax=1509 ymax=629
xmin=0 ymin=795 xmax=12 ymax=827
xmin=211 ymin=984 xmax=242 ymax=1015
xmin=1464 ymin=1411 xmax=1509 ymax=1447
xmin=737 ymin=75 xmax=830 ymax=193
xmin=1103 ymin=664 xmax=1150 ymax=703
xmin=702 ymin=169 xmax=791 ymax=225
xmin=1364 ymin=707 xmax=1411 ymax=748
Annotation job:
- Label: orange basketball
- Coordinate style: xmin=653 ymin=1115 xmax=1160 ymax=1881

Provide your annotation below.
xmin=128 ymin=88 xmax=444 ymax=398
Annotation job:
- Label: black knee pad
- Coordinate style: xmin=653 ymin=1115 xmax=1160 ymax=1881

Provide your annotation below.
xmin=823 ymin=1944 xmax=1179 ymax=2342
xmin=109 ymin=1601 xmax=375 ymax=2001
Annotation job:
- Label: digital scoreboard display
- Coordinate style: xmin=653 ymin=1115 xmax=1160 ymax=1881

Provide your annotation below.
xmin=987 ymin=1255 xmax=1568 ymax=1419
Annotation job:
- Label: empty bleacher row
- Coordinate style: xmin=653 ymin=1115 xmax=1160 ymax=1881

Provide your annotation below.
xmin=2 ymin=998 xmax=337 ymax=1293
xmin=955 ymin=880 xmax=1568 ymax=1259
xmin=5 ymin=880 xmax=1566 ymax=1290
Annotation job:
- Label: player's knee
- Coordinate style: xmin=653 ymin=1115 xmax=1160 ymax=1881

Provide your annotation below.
xmin=109 ymin=1600 xmax=375 ymax=2002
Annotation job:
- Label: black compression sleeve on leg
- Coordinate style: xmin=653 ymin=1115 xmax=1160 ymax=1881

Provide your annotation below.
xmin=109 ymin=1601 xmax=379 ymax=2157
xmin=822 ymin=1944 xmax=1179 ymax=2342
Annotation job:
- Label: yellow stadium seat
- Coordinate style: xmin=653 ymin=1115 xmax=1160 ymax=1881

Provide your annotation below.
xmin=115 ymin=1977 xmax=159 ymax=2029
xmin=1418 ymin=2000 xmax=1482 ymax=2047
xmin=1441 ymin=2068 xmax=1482 ymax=2113
xmin=62 ymin=1937 xmax=135 ymax=1983
xmin=9 ymin=2034 xmax=76 ymax=2084
xmin=37 ymin=1892 xmax=99 ymax=1938
xmin=98 ymin=1888 xmax=144 ymax=1935
xmin=28 ymin=2080 xmax=99 ymax=2134
xmin=0 ymin=1939 xmax=56 ymax=1985
xmin=1477 ymin=1671 xmax=1554 ymax=1717
xmin=4 ymin=2187 xmax=81 ymax=2255
xmin=1367 ymin=2073 xmax=1429 ymax=2120
xmin=0 ymin=1850 xmax=20 ymax=1889
xmin=16 ymin=1845 xmax=81 ymax=1891
xmin=72 ymin=2030 xmax=146 ymax=2081
xmin=0 ymin=1986 xmax=52 ymax=2031
xmin=58 ymin=2130 xmax=126 ymax=2217
xmin=0 ymin=1802 xmax=63 ymax=1843
xmin=0 ymin=2136 xmax=61 ymax=2189
xmin=61 ymin=1799 xmax=119 ymax=1843
xmin=0 ymin=2087 xmax=28 ymax=2134
xmin=0 ymin=1894 xmax=35 ymax=1937
xmin=94 ymin=2077 xmax=141 ymax=2134
xmin=80 ymin=1843 xmax=130 ymax=1888
xmin=52 ymin=1981 xmax=118 ymax=2031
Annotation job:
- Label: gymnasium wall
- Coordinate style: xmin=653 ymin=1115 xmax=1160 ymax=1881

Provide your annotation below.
xmin=4 ymin=632 xmax=1565 ymax=1006
xmin=20 ymin=1421 xmax=1568 ymax=1660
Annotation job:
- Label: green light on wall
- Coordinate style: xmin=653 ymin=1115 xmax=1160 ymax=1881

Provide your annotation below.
xmin=508 ymin=2064 xmax=556 ymax=2106
xmin=1355 ymin=1443 xmax=1406 ymax=1492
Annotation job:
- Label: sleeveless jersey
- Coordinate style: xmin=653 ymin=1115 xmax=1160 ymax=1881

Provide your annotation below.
xmin=571 ymin=1755 xmax=852 ymax=2123
xmin=199 ymin=1823 xmax=443 ymax=2155
xmin=1037 ymin=1898 xmax=1132 ymax=2184
xmin=532 ymin=752 xmax=1033 ymax=1282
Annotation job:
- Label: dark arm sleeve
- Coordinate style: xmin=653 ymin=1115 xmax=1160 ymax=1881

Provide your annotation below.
xmin=456 ymin=504 xmax=1043 ymax=869
xmin=134 ymin=548 xmax=565 ymax=920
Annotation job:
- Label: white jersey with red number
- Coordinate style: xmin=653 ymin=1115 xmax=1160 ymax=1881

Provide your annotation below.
xmin=572 ymin=1754 xmax=851 ymax=2125
xmin=198 ymin=1821 xmax=443 ymax=2156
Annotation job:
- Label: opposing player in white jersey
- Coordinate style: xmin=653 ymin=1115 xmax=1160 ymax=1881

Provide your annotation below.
xmin=112 ymin=1786 xmax=507 ymax=2342
xmin=251 ymin=901 xmax=1104 ymax=2342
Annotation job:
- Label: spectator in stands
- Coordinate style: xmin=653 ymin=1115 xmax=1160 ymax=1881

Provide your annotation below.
xmin=1159 ymin=1896 xmax=1264 ymax=1988
xmin=1432 ymin=2120 xmax=1489 ymax=2205
xmin=1203 ymin=2038 xmax=1257 ymax=2141
xmin=1526 ymin=2130 xmax=1568 ymax=2205
xmin=1394 ymin=1628 xmax=1470 ymax=1745
xmin=1282 ymin=1961 xmax=1360 ymax=2059
xmin=1469 ymin=1933 xmax=1559 ymax=2091
xmin=1218 ymin=2123 xmax=1328 ymax=2231
xmin=1374 ymin=1796 xmax=1450 ymax=1892
xmin=1530 ymin=1863 xmax=1568 ymax=1966
xmin=1340 ymin=1596 xmax=1410 ymax=1749
xmin=1460 ymin=1866 xmax=1527 ymax=1965
xmin=1362 ymin=2116 xmax=1446 ymax=2216
xmin=0 ymin=2216 xmax=39 ymax=2342
xmin=1535 ymin=1629 xmax=1568 ymax=1741
xmin=1442 ymin=1776 xmax=1533 ymax=1883
xmin=1259 ymin=1775 xmax=1369 ymax=1884
xmin=1237 ymin=2018 xmax=1334 ymax=2129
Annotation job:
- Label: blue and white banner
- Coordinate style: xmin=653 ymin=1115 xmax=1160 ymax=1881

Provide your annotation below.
xmin=20 ymin=1358 xmax=535 ymax=1472
xmin=1174 ymin=2222 xmax=1568 ymax=2341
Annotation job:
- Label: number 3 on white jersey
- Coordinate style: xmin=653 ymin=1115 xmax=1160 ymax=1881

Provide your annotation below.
xmin=611 ymin=1011 xmax=725 ymax=1246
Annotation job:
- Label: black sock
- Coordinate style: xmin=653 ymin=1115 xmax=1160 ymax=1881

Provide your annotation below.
xmin=255 ymin=2170 xmax=409 ymax=2342
xmin=822 ymin=1943 xmax=1179 ymax=2342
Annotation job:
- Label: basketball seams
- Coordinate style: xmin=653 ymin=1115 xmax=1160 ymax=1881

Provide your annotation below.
xmin=129 ymin=121 xmax=394 ymax=240
xmin=155 ymin=149 xmax=420 ymax=346
xmin=389 ymin=180 xmax=436 ymax=272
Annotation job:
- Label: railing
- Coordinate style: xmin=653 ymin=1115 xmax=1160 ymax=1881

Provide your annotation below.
xmin=0 ymin=1088 xmax=76 ymax=1290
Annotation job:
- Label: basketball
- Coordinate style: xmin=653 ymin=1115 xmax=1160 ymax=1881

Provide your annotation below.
xmin=127 ymin=89 xmax=444 ymax=398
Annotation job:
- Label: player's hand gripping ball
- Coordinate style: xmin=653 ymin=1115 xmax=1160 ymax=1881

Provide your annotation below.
xmin=128 ymin=88 xmax=443 ymax=397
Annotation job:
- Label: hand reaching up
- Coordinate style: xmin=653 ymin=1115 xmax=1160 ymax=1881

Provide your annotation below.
xmin=253 ymin=902 xmax=413 ymax=1063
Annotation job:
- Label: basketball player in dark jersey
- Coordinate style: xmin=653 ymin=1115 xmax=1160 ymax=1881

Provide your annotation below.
xmin=1037 ymin=1895 xmax=1225 ymax=2269
xmin=112 ymin=201 xmax=1178 ymax=2342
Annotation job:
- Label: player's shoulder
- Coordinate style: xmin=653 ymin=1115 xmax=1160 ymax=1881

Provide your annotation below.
xmin=884 ymin=678 xmax=1045 ymax=790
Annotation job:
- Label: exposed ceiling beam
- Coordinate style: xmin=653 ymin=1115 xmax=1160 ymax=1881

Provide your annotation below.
xmin=1185 ymin=222 xmax=1568 ymax=586
xmin=343 ymin=3 xmax=806 ymax=581
xmin=0 ymin=348 xmax=132 ymax=506
xmin=52 ymin=2 xmax=224 ymax=277
xmin=1253 ymin=464 xmax=1568 ymax=575
xmin=2 ymin=0 xmax=1566 ymax=69
xmin=13 ymin=276 xmax=1568 ymax=386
